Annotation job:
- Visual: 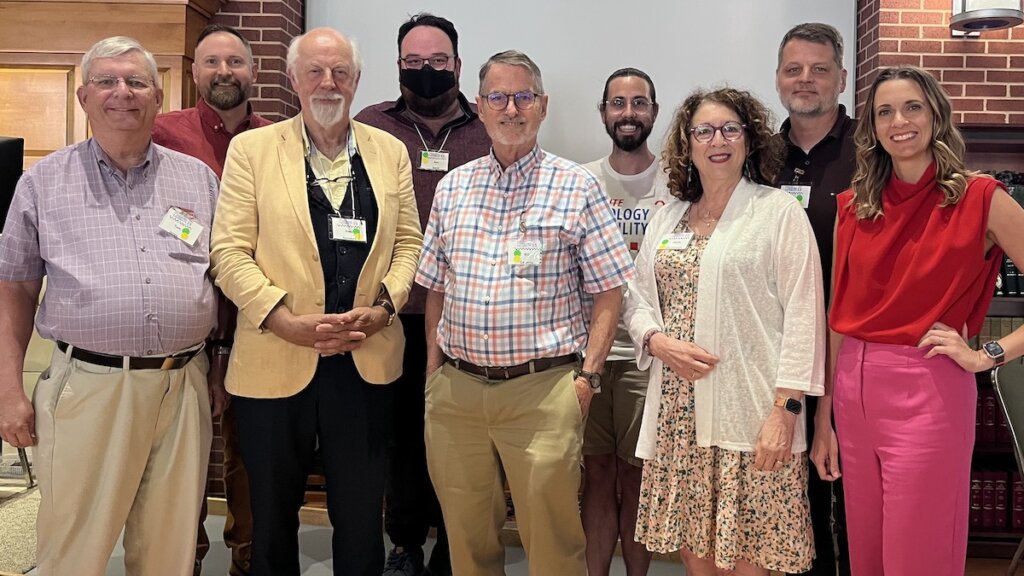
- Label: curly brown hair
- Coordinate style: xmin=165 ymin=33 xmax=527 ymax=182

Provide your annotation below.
xmin=662 ymin=87 xmax=784 ymax=202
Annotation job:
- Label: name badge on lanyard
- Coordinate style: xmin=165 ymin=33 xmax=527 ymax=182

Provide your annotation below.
xmin=419 ymin=150 xmax=450 ymax=172
xmin=415 ymin=125 xmax=452 ymax=172
xmin=329 ymin=215 xmax=368 ymax=243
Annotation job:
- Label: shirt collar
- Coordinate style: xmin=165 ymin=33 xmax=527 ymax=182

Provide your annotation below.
xmin=488 ymin=144 xmax=544 ymax=181
xmin=197 ymin=98 xmax=257 ymax=135
xmin=301 ymin=122 xmax=358 ymax=161
xmin=780 ymin=104 xmax=850 ymax=149
xmin=384 ymin=92 xmax=479 ymax=129
xmin=89 ymin=137 xmax=155 ymax=179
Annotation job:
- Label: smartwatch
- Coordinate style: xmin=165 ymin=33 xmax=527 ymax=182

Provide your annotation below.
xmin=574 ymin=369 xmax=602 ymax=390
xmin=774 ymin=396 xmax=802 ymax=416
xmin=983 ymin=340 xmax=1006 ymax=368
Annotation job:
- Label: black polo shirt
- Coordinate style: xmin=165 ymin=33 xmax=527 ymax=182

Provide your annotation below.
xmin=777 ymin=105 xmax=857 ymax=304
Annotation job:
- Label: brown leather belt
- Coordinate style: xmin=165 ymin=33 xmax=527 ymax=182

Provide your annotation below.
xmin=57 ymin=341 xmax=204 ymax=371
xmin=449 ymin=353 xmax=578 ymax=381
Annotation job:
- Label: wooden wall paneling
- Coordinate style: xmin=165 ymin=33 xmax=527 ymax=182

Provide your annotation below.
xmin=0 ymin=53 xmax=81 ymax=168
xmin=0 ymin=2 xmax=188 ymax=56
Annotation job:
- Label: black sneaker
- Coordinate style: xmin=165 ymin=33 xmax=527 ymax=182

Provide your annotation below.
xmin=383 ymin=546 xmax=425 ymax=576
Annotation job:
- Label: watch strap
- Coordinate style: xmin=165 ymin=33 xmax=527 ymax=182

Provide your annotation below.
xmin=574 ymin=369 xmax=602 ymax=390
xmin=375 ymin=299 xmax=397 ymax=326
xmin=774 ymin=396 xmax=802 ymax=415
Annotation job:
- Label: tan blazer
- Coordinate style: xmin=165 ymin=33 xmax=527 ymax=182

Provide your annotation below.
xmin=211 ymin=116 xmax=422 ymax=397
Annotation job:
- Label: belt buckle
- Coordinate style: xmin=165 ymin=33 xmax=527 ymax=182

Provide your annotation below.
xmin=160 ymin=356 xmax=177 ymax=371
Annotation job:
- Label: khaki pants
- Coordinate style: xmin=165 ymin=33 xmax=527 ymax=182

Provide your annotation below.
xmin=33 ymin=345 xmax=212 ymax=576
xmin=425 ymin=363 xmax=586 ymax=576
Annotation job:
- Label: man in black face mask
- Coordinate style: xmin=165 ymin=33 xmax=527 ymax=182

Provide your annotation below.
xmin=354 ymin=12 xmax=490 ymax=576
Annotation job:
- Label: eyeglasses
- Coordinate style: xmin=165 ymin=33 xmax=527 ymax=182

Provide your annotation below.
xmin=87 ymin=75 xmax=154 ymax=92
xmin=604 ymin=97 xmax=653 ymax=114
xmin=483 ymin=91 xmax=540 ymax=111
xmin=399 ymin=54 xmax=452 ymax=70
xmin=689 ymin=121 xmax=747 ymax=143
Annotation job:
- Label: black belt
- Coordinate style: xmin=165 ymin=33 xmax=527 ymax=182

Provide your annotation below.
xmin=57 ymin=341 xmax=204 ymax=371
xmin=449 ymin=353 xmax=578 ymax=381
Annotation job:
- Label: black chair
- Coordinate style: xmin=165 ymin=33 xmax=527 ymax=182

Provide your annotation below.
xmin=0 ymin=136 xmax=24 ymax=233
xmin=993 ymin=357 xmax=1024 ymax=575
xmin=0 ymin=137 xmax=32 ymax=487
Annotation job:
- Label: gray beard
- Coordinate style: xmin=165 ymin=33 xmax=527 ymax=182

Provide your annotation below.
xmin=310 ymin=96 xmax=346 ymax=127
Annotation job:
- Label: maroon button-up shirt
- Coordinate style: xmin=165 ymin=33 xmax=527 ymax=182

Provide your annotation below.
xmin=355 ymin=93 xmax=491 ymax=314
xmin=153 ymin=99 xmax=273 ymax=178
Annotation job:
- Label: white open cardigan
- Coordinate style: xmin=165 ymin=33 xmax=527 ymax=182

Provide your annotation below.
xmin=624 ymin=178 xmax=826 ymax=457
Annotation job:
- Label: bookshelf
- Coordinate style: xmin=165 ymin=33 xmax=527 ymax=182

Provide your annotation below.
xmin=965 ymin=125 xmax=1024 ymax=558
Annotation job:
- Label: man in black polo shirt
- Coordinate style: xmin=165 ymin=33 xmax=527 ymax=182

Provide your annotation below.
xmin=354 ymin=12 xmax=490 ymax=576
xmin=775 ymin=22 xmax=856 ymax=576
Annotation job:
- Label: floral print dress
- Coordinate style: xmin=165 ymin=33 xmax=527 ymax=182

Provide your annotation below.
xmin=634 ymin=212 xmax=814 ymax=573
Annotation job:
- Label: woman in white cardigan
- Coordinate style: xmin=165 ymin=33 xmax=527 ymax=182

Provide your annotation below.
xmin=624 ymin=87 xmax=826 ymax=576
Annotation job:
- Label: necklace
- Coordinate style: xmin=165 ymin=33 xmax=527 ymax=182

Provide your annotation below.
xmin=689 ymin=201 xmax=722 ymax=231
xmin=696 ymin=207 xmax=717 ymax=227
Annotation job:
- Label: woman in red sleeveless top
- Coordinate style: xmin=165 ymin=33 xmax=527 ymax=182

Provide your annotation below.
xmin=815 ymin=66 xmax=1024 ymax=576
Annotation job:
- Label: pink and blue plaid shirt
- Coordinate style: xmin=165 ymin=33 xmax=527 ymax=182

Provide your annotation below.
xmin=416 ymin=145 xmax=634 ymax=367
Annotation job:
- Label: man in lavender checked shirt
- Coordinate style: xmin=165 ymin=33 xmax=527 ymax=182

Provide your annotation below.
xmin=0 ymin=36 xmax=223 ymax=576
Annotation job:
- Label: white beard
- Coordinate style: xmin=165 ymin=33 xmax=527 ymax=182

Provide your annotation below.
xmin=309 ymin=93 xmax=345 ymax=127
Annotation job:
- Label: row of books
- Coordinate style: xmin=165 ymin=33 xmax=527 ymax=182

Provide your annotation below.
xmin=977 ymin=387 xmax=1013 ymax=446
xmin=996 ymin=256 xmax=1022 ymax=297
xmin=975 ymin=317 xmax=1023 ymax=350
xmin=985 ymin=174 xmax=1022 ymax=299
xmin=973 ymin=318 xmax=1022 ymax=447
xmin=971 ymin=470 xmax=1024 ymax=532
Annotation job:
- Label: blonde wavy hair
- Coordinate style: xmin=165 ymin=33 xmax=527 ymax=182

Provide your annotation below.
xmin=850 ymin=66 xmax=974 ymax=220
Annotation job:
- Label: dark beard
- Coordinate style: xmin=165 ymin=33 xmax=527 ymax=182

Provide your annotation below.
xmin=401 ymin=84 xmax=460 ymax=118
xmin=205 ymin=81 xmax=247 ymax=111
xmin=607 ymin=120 xmax=652 ymax=152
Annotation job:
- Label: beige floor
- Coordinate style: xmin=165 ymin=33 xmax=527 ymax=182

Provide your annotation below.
xmin=3 ymin=441 xmax=1021 ymax=576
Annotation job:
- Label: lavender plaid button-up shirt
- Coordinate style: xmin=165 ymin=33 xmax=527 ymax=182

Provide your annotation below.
xmin=0 ymin=139 xmax=219 ymax=356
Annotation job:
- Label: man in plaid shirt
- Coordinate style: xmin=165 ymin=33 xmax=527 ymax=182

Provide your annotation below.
xmin=416 ymin=50 xmax=635 ymax=576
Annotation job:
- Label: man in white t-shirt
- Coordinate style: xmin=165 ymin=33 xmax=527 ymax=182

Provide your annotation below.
xmin=581 ymin=68 xmax=668 ymax=576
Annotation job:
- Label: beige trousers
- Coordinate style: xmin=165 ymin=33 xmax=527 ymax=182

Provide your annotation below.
xmin=425 ymin=363 xmax=586 ymax=576
xmin=32 ymin=345 xmax=212 ymax=576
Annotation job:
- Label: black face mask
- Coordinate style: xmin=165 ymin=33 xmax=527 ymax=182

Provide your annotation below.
xmin=400 ymin=66 xmax=457 ymax=99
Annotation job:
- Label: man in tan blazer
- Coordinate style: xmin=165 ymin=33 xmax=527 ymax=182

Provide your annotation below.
xmin=210 ymin=27 xmax=422 ymax=576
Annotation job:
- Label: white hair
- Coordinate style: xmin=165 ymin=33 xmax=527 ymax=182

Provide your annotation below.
xmin=81 ymin=36 xmax=160 ymax=88
xmin=286 ymin=28 xmax=362 ymax=77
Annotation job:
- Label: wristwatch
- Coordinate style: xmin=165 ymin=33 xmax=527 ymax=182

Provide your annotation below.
xmin=774 ymin=396 xmax=802 ymax=416
xmin=574 ymin=369 xmax=602 ymax=390
xmin=983 ymin=340 xmax=1006 ymax=368
xmin=375 ymin=299 xmax=396 ymax=327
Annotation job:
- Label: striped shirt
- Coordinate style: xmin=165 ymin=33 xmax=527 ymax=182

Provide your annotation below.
xmin=416 ymin=145 xmax=634 ymax=367
xmin=0 ymin=139 xmax=219 ymax=355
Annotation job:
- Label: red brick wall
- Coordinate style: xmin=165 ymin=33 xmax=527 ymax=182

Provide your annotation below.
xmin=856 ymin=0 xmax=1024 ymax=125
xmin=204 ymin=0 xmax=304 ymax=496
xmin=212 ymin=0 xmax=305 ymax=123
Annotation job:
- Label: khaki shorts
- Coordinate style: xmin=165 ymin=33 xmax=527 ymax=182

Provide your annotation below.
xmin=583 ymin=359 xmax=648 ymax=467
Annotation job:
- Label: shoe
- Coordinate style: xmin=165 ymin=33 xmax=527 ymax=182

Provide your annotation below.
xmin=383 ymin=546 xmax=425 ymax=576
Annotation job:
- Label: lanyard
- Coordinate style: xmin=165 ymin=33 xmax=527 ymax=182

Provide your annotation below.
xmin=414 ymin=124 xmax=452 ymax=153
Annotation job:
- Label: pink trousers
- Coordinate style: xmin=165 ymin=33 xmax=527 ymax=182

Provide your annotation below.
xmin=834 ymin=337 xmax=975 ymax=576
